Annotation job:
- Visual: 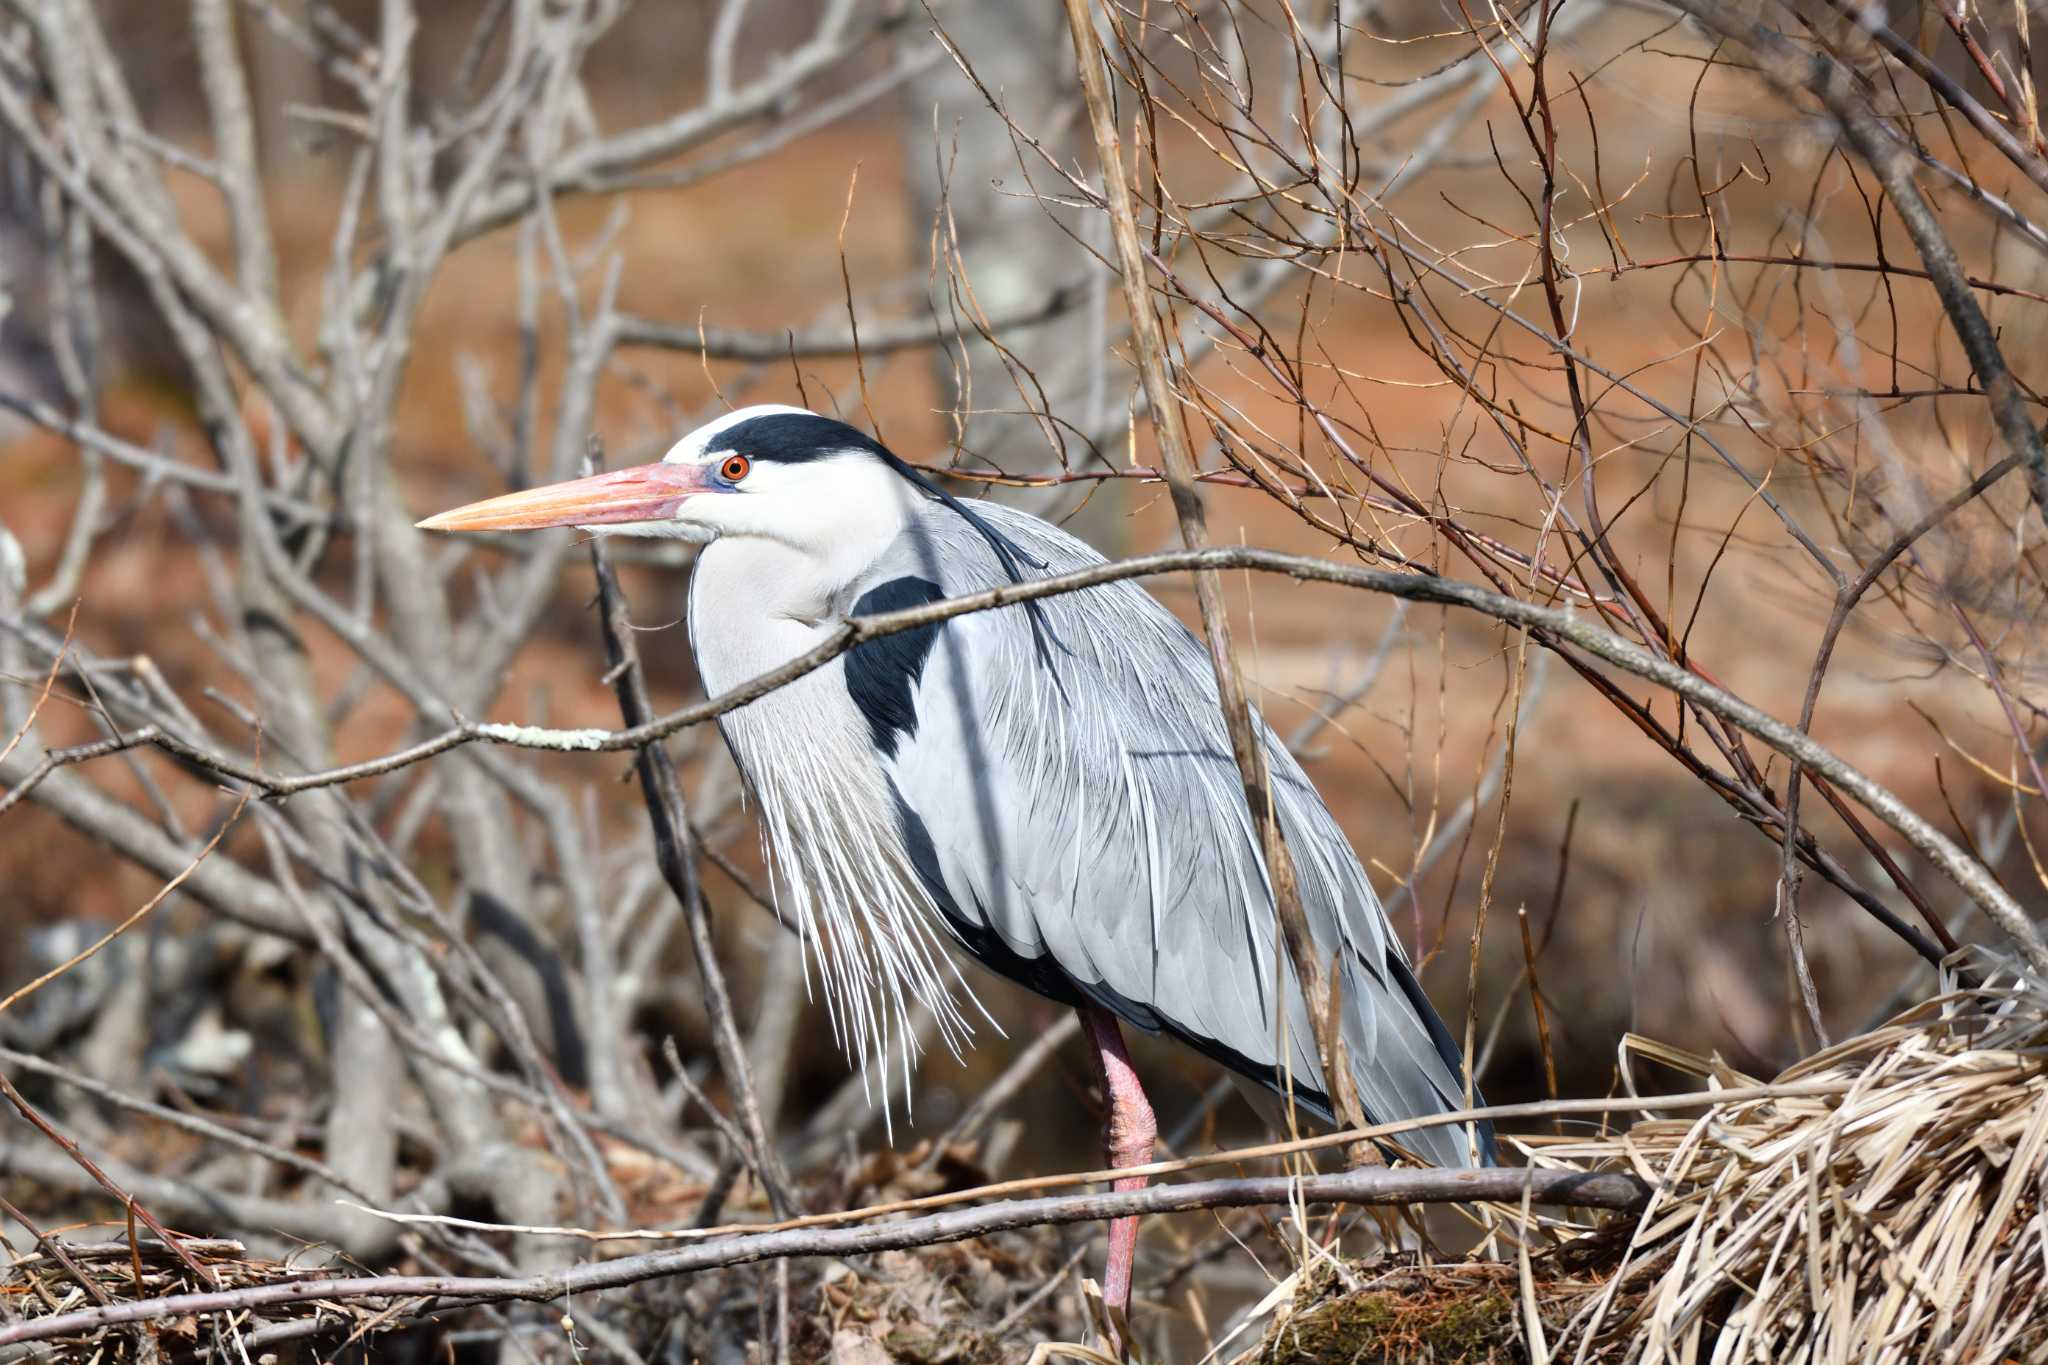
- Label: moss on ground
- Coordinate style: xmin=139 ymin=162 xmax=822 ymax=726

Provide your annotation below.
xmin=1260 ymin=1282 xmax=1529 ymax=1363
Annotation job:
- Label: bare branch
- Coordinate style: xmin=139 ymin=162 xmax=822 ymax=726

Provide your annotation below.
xmin=1062 ymin=0 xmax=1365 ymax=1134
xmin=191 ymin=0 xmax=281 ymax=310
xmin=0 ymin=1165 xmax=1649 ymax=1347
xmin=26 ymin=542 xmax=2022 ymax=969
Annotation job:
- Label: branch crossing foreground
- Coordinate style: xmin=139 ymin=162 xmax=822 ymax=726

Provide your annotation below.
xmin=0 ymin=1166 xmax=1646 ymax=1347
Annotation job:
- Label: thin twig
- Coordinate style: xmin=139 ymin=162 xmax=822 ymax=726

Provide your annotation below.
xmin=587 ymin=460 xmax=795 ymax=1220
xmin=1666 ymin=0 xmax=2048 ymax=527
xmin=1064 ymin=0 xmax=1364 ymax=1132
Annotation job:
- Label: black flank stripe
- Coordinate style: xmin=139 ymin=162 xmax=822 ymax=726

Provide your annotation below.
xmin=892 ymin=794 xmax=1342 ymax=1122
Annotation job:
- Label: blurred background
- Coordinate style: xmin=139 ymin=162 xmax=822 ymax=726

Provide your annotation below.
xmin=0 ymin=0 xmax=2044 ymax=1357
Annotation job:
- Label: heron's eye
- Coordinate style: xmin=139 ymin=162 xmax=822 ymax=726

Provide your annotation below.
xmin=720 ymin=454 xmax=751 ymax=483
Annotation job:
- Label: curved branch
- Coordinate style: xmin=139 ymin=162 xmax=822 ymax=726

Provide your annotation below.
xmin=613 ymin=283 xmax=1086 ymax=361
xmin=14 ymin=545 xmax=2044 ymax=969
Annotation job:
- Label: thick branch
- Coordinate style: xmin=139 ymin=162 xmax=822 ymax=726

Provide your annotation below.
xmin=0 ymin=1166 xmax=1648 ymax=1347
xmin=191 ymin=0 xmax=281 ymax=310
xmin=17 ymin=547 xmax=2039 ymax=968
xmin=0 ymin=754 xmax=308 ymax=942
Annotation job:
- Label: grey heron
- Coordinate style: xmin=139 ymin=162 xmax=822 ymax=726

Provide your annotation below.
xmin=419 ymin=405 xmax=1492 ymax=1316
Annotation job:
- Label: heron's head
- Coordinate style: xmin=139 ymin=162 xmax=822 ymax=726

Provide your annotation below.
xmin=416 ymin=405 xmax=920 ymax=553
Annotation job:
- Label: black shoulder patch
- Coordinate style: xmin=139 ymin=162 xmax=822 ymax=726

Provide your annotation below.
xmin=715 ymin=413 xmax=892 ymax=465
xmin=844 ymin=576 xmax=945 ymax=756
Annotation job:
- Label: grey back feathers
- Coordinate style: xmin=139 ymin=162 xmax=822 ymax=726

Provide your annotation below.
xmin=703 ymin=483 xmax=1490 ymax=1165
xmin=861 ymin=501 xmax=1489 ymax=1167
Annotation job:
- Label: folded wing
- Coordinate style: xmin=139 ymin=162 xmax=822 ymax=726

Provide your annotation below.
xmin=858 ymin=501 xmax=1491 ymax=1167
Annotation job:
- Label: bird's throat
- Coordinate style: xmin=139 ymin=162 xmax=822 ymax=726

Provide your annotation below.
xmin=688 ymin=536 xmax=864 ymax=693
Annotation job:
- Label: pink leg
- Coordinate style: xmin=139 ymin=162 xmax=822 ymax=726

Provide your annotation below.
xmin=1079 ymin=1005 xmax=1157 ymax=1331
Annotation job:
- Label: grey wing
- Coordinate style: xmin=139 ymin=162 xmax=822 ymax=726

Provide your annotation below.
xmin=863 ymin=501 xmax=1490 ymax=1167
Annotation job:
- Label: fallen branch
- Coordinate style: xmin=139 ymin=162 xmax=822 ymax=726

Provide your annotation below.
xmin=0 ymin=1166 xmax=1647 ymax=1347
xmin=335 ymin=1077 xmax=1862 ymax=1247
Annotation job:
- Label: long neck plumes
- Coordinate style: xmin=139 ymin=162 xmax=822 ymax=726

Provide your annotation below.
xmin=685 ymin=471 xmax=981 ymax=1114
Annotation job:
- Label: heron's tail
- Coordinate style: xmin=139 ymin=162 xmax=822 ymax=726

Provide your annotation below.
xmin=1346 ymin=946 xmax=1498 ymax=1168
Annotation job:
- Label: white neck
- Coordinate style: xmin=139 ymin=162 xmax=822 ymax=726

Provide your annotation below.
xmin=687 ymin=459 xmax=924 ymax=689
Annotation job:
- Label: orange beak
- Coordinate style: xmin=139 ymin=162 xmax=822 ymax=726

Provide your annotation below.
xmin=415 ymin=462 xmax=719 ymax=533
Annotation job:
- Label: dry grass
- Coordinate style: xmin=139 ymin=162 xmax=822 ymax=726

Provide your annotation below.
xmin=1241 ymin=957 xmax=2048 ymax=1364
xmin=1545 ymin=957 xmax=2048 ymax=1361
xmin=0 ymin=1237 xmax=320 ymax=1360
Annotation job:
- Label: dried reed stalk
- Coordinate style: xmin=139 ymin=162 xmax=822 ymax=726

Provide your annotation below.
xmin=1520 ymin=956 xmax=2048 ymax=1362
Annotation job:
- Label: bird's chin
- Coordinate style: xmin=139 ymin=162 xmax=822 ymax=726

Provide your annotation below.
xmin=666 ymin=520 xmax=720 ymax=545
xmin=586 ymin=518 xmax=718 ymax=544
